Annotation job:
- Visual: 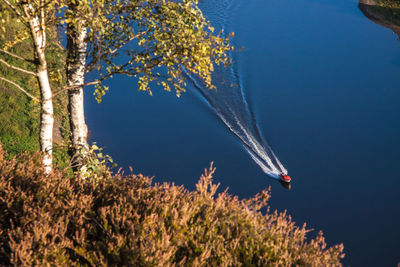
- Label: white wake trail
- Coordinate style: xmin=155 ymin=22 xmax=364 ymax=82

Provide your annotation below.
xmin=187 ymin=0 xmax=288 ymax=178
xmin=187 ymin=67 xmax=286 ymax=178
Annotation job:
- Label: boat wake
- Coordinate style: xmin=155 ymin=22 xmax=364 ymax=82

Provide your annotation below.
xmin=188 ymin=0 xmax=288 ymax=179
xmin=187 ymin=64 xmax=287 ymax=178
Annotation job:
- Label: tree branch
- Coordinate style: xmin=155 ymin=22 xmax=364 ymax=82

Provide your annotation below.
xmin=109 ymin=28 xmax=150 ymax=55
xmin=52 ymin=80 xmax=102 ymax=98
xmin=0 ymin=48 xmax=35 ymax=63
xmin=86 ymin=28 xmax=151 ymax=71
xmin=0 ymin=58 xmax=37 ymax=76
xmin=0 ymin=76 xmax=40 ymax=102
xmin=55 ymin=54 xmax=170 ymax=99
xmin=37 ymin=0 xmax=54 ymax=10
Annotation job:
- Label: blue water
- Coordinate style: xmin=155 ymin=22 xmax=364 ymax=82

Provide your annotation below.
xmin=85 ymin=0 xmax=400 ymax=265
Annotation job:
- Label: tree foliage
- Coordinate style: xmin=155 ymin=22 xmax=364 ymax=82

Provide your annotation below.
xmin=375 ymin=0 xmax=400 ymax=8
xmin=61 ymin=0 xmax=232 ymax=102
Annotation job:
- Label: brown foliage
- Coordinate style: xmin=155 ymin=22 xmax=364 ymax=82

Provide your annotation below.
xmin=0 ymin=146 xmax=344 ymax=266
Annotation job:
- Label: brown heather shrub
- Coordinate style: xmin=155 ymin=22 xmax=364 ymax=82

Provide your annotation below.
xmin=0 ymin=145 xmax=344 ymax=266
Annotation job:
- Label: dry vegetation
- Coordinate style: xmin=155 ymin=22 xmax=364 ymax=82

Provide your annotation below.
xmin=0 ymin=145 xmax=344 ymax=266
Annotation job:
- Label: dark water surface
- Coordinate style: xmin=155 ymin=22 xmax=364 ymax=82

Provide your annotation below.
xmin=85 ymin=0 xmax=400 ymax=265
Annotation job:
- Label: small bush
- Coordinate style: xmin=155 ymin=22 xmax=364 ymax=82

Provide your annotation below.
xmin=0 ymin=146 xmax=344 ymax=266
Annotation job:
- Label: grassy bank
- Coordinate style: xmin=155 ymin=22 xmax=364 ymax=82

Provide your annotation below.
xmin=0 ymin=7 xmax=70 ymax=166
xmin=0 ymin=82 xmax=39 ymax=155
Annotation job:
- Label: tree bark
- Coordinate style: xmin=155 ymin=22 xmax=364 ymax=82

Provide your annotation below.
xmin=66 ymin=15 xmax=89 ymax=171
xmin=37 ymin=67 xmax=54 ymax=174
xmin=23 ymin=3 xmax=54 ymax=173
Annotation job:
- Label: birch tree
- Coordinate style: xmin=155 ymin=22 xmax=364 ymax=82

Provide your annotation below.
xmin=63 ymin=0 xmax=232 ymax=172
xmin=0 ymin=0 xmax=60 ymax=173
xmin=0 ymin=0 xmax=232 ymax=175
xmin=65 ymin=1 xmax=90 ymax=171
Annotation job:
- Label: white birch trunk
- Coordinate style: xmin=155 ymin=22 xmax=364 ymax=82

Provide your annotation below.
xmin=24 ymin=3 xmax=54 ymax=173
xmin=67 ymin=18 xmax=89 ymax=171
xmin=37 ymin=67 xmax=54 ymax=173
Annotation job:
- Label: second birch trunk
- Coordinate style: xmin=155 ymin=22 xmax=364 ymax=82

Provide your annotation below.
xmin=67 ymin=17 xmax=89 ymax=172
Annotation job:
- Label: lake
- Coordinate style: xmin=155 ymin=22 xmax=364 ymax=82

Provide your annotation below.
xmin=85 ymin=0 xmax=400 ymax=265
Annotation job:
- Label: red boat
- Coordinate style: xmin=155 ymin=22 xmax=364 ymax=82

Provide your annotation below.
xmin=279 ymin=173 xmax=291 ymax=183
